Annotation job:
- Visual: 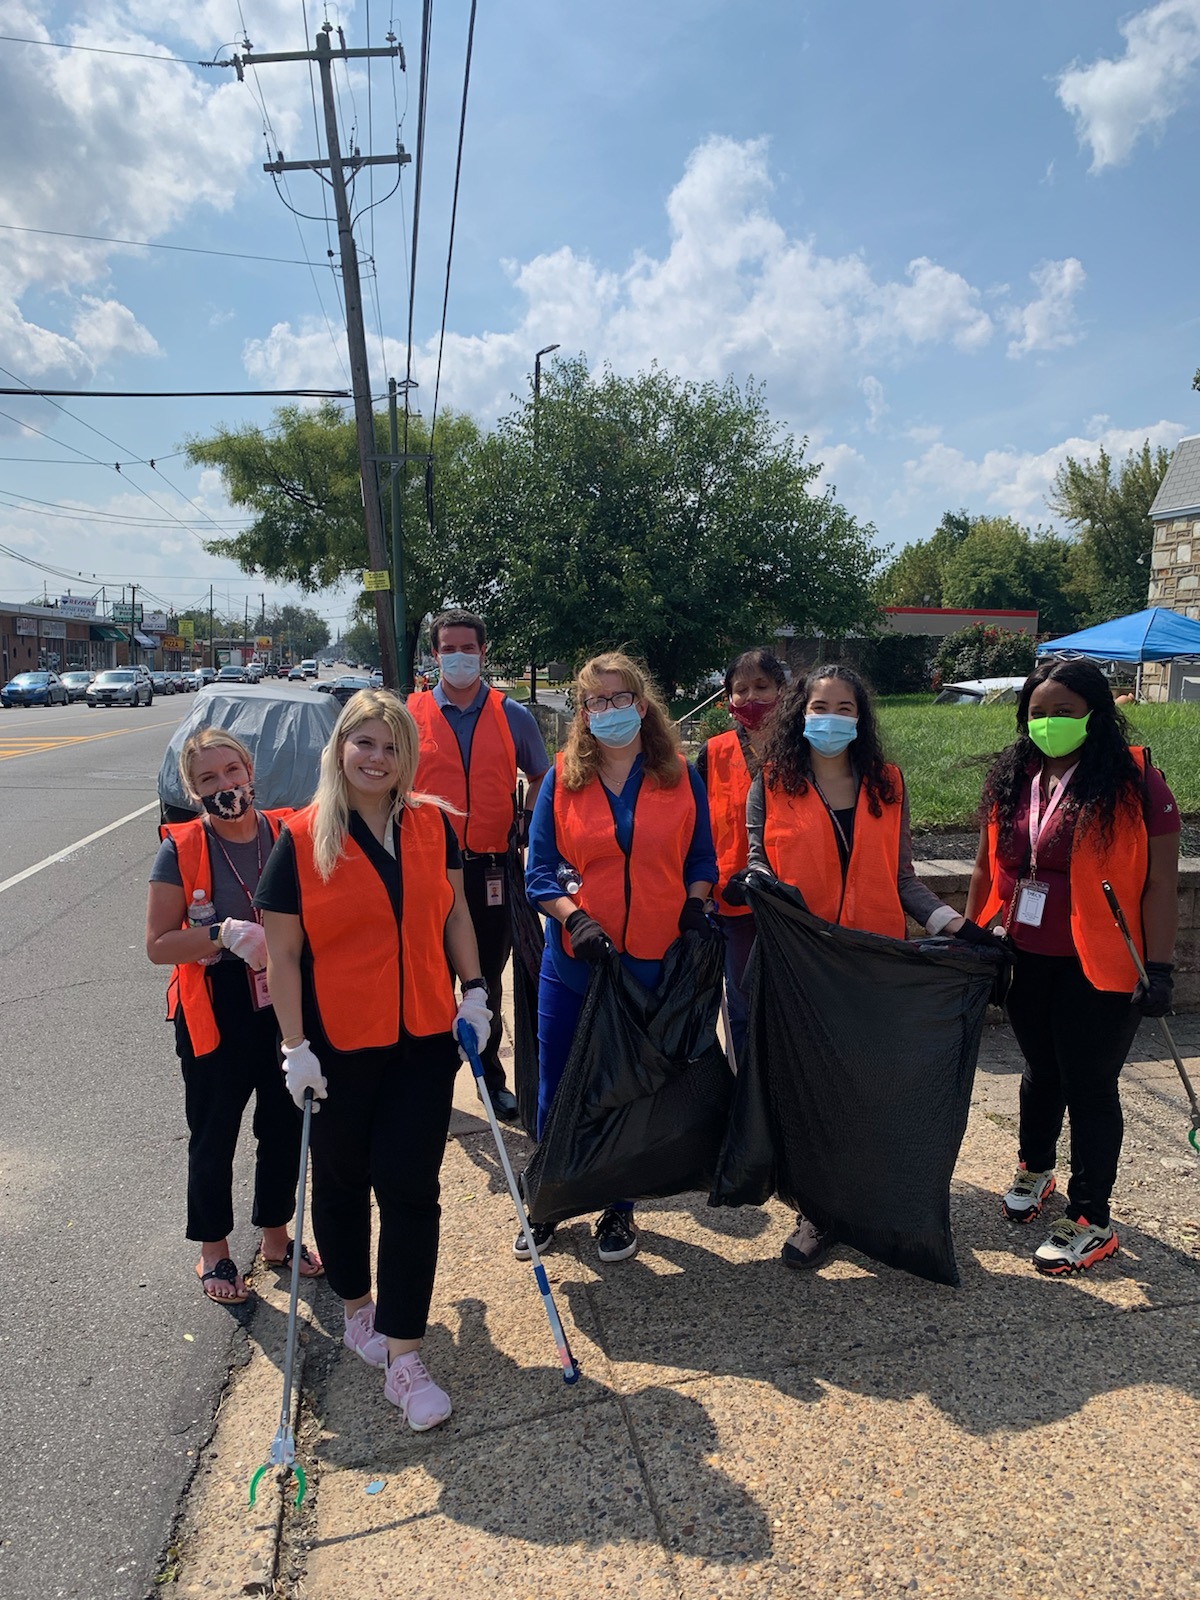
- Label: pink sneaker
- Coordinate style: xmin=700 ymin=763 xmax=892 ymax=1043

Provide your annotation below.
xmin=343 ymin=1303 xmax=388 ymax=1369
xmin=384 ymin=1352 xmax=452 ymax=1431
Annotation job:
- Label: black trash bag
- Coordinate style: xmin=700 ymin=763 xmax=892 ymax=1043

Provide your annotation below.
xmin=710 ymin=877 xmax=1003 ymax=1287
xmin=505 ymin=848 xmax=544 ymax=1140
xmin=524 ymin=931 xmax=734 ymax=1225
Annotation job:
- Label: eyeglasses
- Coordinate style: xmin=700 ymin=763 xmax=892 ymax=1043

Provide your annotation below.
xmin=583 ymin=690 xmax=636 ymax=713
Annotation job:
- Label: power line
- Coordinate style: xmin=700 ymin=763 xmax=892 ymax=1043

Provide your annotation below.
xmin=0 ymin=387 xmax=348 ymax=398
xmin=0 ymin=491 xmax=251 ymax=527
xmin=0 ymin=32 xmax=231 ymax=67
xmin=430 ymin=0 xmax=477 ymax=450
xmin=0 ymin=221 xmax=329 ymax=266
xmin=403 ymin=0 xmax=434 ymax=455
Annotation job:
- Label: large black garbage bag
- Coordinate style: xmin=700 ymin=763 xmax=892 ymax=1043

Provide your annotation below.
xmin=710 ymin=878 xmax=1002 ymax=1286
xmin=506 ymin=848 xmax=544 ymax=1140
xmin=524 ymin=931 xmax=734 ymax=1225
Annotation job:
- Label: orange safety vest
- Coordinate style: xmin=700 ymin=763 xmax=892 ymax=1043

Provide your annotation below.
xmin=409 ymin=688 xmax=518 ymax=853
xmin=975 ymin=747 xmax=1150 ymax=992
xmin=162 ymin=809 xmax=292 ymax=1057
xmin=706 ymin=730 xmax=753 ymax=918
xmin=762 ymin=766 xmax=907 ymax=939
xmin=286 ymin=802 xmax=457 ymax=1048
xmin=553 ymin=753 xmax=696 ymax=960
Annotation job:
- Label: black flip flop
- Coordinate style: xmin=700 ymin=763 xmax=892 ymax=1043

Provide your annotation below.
xmin=198 ymin=1257 xmax=250 ymax=1304
xmin=263 ymin=1240 xmax=324 ymax=1278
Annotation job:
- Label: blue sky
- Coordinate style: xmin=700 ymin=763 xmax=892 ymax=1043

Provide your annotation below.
xmin=1 ymin=0 xmax=1198 ymax=632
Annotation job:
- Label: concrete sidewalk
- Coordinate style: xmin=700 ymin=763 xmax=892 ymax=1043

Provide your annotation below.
xmin=165 ymin=1008 xmax=1200 ymax=1599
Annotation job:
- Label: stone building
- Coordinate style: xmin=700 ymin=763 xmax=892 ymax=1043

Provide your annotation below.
xmin=1146 ymin=434 xmax=1200 ymax=699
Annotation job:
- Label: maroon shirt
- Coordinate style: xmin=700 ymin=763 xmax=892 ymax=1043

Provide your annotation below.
xmin=995 ymin=762 xmax=1179 ymax=957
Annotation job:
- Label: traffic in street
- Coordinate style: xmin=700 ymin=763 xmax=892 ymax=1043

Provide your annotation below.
xmin=0 ymin=680 xmax=326 ymax=1599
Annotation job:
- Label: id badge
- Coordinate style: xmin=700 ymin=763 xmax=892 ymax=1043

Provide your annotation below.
xmin=249 ymin=966 xmax=272 ymax=1011
xmin=485 ymin=868 xmax=505 ymax=908
xmin=1014 ymin=880 xmax=1049 ymax=928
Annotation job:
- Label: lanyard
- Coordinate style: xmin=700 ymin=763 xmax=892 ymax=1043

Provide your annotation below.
xmin=811 ymin=777 xmax=854 ymax=864
xmin=1027 ymin=764 xmax=1077 ymax=877
xmin=208 ymin=819 xmax=264 ymax=916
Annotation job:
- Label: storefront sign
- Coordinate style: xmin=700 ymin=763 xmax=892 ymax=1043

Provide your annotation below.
xmin=162 ymin=635 xmax=186 ymax=651
xmin=15 ymin=616 xmax=37 ymax=636
xmin=58 ymin=595 xmax=97 ymax=618
xmin=41 ymin=618 xmax=66 ymax=638
xmin=143 ymin=611 xmax=169 ymax=633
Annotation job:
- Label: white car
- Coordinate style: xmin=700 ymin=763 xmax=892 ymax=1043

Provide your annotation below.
xmin=300 ymin=658 xmax=318 ymax=678
xmin=933 ymin=675 xmax=1028 ymax=705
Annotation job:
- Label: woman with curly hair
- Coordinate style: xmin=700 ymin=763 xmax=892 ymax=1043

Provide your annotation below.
xmin=255 ymin=690 xmax=489 ymax=1431
xmin=745 ymin=662 xmax=985 ymax=1270
xmin=966 ymin=658 xmax=1179 ymax=1276
xmin=523 ymin=651 xmax=718 ymax=1265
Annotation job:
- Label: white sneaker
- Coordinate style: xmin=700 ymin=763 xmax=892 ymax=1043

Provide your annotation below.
xmin=343 ymin=1303 xmax=389 ymax=1368
xmin=1002 ymin=1164 xmax=1056 ymax=1223
xmin=1033 ymin=1216 xmax=1118 ymax=1276
xmin=384 ymin=1351 xmax=453 ymax=1431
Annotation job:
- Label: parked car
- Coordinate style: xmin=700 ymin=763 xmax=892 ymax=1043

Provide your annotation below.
xmin=933 ymin=675 xmax=1028 ymax=706
xmin=170 ymin=670 xmax=192 ymax=692
xmin=60 ymin=669 xmax=95 ymax=702
xmin=216 ymin=664 xmax=247 ymax=684
xmin=191 ymin=667 xmax=218 ymax=688
xmin=300 ymin=658 xmax=319 ymax=678
xmin=149 ymin=672 xmax=175 ymax=695
xmin=2 ymin=670 xmax=69 ymax=707
xmin=87 ymin=668 xmax=152 ymax=707
xmin=157 ymin=685 xmax=338 ymax=823
xmin=327 ymin=673 xmax=373 ymax=708
xmin=245 ymin=661 xmax=264 ymax=683
xmin=369 ymin=668 xmax=384 ymax=688
xmin=276 ymin=663 xmax=292 ymax=679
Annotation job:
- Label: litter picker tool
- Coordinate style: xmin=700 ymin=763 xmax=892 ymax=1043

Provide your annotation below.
xmin=455 ymin=1021 xmax=580 ymax=1383
xmin=250 ymin=1086 xmax=314 ymax=1507
xmin=1101 ymin=879 xmax=1200 ymax=1153
xmin=719 ymin=984 xmax=739 ymax=1076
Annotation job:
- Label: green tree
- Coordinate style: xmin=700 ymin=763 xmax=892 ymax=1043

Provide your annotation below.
xmin=874 ymin=510 xmax=970 ymax=607
xmin=1047 ymin=441 xmax=1172 ymax=621
xmin=940 ymin=515 xmax=1082 ymax=632
xmin=268 ymin=604 xmax=329 ymax=661
xmin=185 ymin=403 xmax=482 ymax=674
xmin=441 ymin=358 xmax=882 ymax=692
xmin=341 ymin=612 xmax=380 ymax=668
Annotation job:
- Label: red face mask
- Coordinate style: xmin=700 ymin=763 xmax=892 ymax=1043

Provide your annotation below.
xmin=729 ymin=698 xmax=775 ymax=731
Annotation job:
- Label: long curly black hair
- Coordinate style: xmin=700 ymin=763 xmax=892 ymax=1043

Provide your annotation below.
xmin=980 ymin=657 xmax=1142 ymax=848
xmin=764 ymin=662 xmax=899 ymax=816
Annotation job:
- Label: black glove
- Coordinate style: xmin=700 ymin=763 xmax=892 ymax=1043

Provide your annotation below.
xmin=722 ymin=875 xmax=749 ymax=909
xmin=564 ymin=909 xmax=613 ymax=964
xmin=1134 ymin=960 xmax=1174 ymax=1017
xmin=950 ymin=918 xmax=997 ymax=949
xmin=678 ymin=895 xmax=711 ymax=935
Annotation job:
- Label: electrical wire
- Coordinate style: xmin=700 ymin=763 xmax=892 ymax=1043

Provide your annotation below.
xmin=0 ymin=32 xmax=232 ymax=67
xmin=0 ymin=491 xmax=251 ymax=528
xmin=301 ymin=0 xmax=338 ymax=263
xmin=429 ymin=0 xmax=477 ymax=452
xmin=403 ymin=0 xmax=434 ymax=455
xmin=0 ymin=222 xmax=326 ymax=267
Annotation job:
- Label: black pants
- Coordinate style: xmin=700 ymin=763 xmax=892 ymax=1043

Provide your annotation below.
xmin=1005 ymin=948 xmax=1141 ymax=1228
xmin=177 ymin=962 xmax=300 ymax=1243
xmin=309 ymin=1031 xmax=459 ymax=1340
xmin=461 ymin=853 xmax=513 ymax=1093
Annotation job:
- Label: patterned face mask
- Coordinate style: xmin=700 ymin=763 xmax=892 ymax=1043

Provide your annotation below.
xmin=200 ymin=783 xmax=255 ymax=820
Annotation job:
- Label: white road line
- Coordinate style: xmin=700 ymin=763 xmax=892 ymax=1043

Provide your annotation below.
xmin=0 ymin=799 xmax=159 ymax=894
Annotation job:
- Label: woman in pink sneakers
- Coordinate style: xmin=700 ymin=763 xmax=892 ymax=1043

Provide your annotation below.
xmin=256 ymin=691 xmax=490 ymax=1430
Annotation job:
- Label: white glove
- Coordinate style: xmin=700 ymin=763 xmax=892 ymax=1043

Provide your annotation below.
xmin=281 ymin=1040 xmax=328 ymax=1112
xmin=454 ymin=987 xmax=492 ymax=1062
xmin=220 ymin=917 xmax=268 ymax=970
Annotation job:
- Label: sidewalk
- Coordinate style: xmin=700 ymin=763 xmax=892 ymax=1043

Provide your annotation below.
xmin=165 ymin=1000 xmax=1200 ymax=1599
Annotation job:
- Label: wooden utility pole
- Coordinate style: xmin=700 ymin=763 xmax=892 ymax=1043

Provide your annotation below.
xmin=237 ymin=25 xmax=409 ymax=689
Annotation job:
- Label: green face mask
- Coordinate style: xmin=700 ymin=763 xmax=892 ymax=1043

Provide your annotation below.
xmin=1027 ymin=711 xmax=1091 ymax=758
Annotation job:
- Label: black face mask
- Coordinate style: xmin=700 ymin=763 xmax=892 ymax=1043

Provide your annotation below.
xmin=200 ymin=783 xmax=255 ymax=820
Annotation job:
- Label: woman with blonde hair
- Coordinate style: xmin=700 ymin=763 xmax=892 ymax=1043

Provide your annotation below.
xmin=147 ymin=728 xmax=320 ymax=1305
xmin=522 ymin=652 xmax=718 ymax=1263
xmin=255 ymin=689 xmax=488 ymax=1431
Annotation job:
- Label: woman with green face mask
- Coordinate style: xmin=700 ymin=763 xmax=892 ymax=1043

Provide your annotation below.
xmin=966 ymin=658 xmax=1180 ymax=1277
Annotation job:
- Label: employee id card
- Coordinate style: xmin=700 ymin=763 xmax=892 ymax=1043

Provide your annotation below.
xmin=485 ymin=868 xmax=505 ymax=908
xmin=1013 ymin=879 xmax=1049 ymax=928
xmin=249 ymin=967 xmax=272 ymax=1010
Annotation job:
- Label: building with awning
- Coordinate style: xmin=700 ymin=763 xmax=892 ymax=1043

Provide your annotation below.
xmin=2 ymin=602 xmax=112 ymax=676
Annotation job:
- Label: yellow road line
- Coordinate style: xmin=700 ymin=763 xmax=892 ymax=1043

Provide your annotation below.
xmin=0 ymin=726 xmax=142 ymax=761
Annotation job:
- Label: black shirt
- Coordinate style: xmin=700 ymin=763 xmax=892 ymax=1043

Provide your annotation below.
xmin=254 ymin=806 xmax=461 ymax=918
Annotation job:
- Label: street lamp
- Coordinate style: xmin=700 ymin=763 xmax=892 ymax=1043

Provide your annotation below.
xmin=529 ymin=344 xmax=559 ymax=703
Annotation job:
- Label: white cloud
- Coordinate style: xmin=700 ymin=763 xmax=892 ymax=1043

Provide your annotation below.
xmin=72 ymin=297 xmax=161 ymax=365
xmin=1057 ymin=0 xmax=1200 ymax=170
xmin=1005 ymin=258 xmax=1085 ymax=357
xmin=241 ymin=137 xmax=1087 ymax=429
xmin=895 ymin=420 xmax=1189 ymax=524
xmin=861 ymin=375 xmax=887 ymax=431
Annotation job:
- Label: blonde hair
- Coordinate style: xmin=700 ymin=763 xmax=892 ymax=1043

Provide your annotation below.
xmin=310 ymin=689 xmax=449 ymax=880
xmin=179 ymin=728 xmax=255 ymax=803
xmin=560 ymin=652 xmax=682 ymax=791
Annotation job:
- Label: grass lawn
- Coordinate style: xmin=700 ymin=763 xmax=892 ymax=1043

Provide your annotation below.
xmin=880 ymin=699 xmax=1200 ymax=831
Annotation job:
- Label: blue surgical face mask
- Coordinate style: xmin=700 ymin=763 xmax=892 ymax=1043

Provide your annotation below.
xmin=589 ymin=704 xmax=643 ymax=748
xmin=439 ymin=651 xmax=481 ymax=689
xmin=804 ymin=713 xmax=858 ymax=757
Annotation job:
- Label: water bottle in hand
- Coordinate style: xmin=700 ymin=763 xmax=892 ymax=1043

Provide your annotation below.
xmin=188 ymin=888 xmax=221 ymax=966
xmin=556 ymin=861 xmax=582 ymax=897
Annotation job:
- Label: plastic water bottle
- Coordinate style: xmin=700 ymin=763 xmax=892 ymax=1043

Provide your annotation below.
xmin=556 ymin=861 xmax=582 ymax=897
xmin=188 ymin=888 xmax=221 ymax=966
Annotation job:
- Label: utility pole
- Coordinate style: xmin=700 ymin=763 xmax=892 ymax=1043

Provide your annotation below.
xmin=241 ymin=25 xmax=408 ymax=690
xmin=130 ymin=583 xmax=137 ymax=669
xmin=529 ymin=344 xmax=559 ymax=704
xmin=209 ymin=584 xmax=214 ymax=671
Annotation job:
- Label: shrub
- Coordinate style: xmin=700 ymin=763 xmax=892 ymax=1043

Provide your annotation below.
xmin=932 ymin=625 xmax=1036 ymax=684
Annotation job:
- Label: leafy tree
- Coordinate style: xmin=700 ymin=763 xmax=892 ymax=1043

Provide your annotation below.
xmin=185 ymin=403 xmax=482 ymax=675
xmin=940 ymin=516 xmax=1083 ymax=633
xmin=268 ymin=604 xmax=329 ymax=661
xmin=341 ymin=613 xmax=380 ymax=668
xmin=1047 ymin=441 xmax=1172 ymax=621
xmin=440 ymin=358 xmax=882 ymax=693
xmin=933 ymin=623 xmax=1037 ymax=684
xmin=874 ymin=510 xmax=970 ymax=607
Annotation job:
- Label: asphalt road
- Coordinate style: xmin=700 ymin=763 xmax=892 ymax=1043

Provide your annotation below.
xmin=0 ymin=684 xmax=320 ymax=1600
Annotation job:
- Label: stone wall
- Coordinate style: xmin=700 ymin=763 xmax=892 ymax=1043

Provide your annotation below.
xmin=1144 ymin=512 xmax=1200 ymax=698
xmin=914 ymin=857 xmax=1200 ymax=1010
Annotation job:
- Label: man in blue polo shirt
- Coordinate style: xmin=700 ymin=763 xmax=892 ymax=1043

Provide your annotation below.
xmin=409 ymin=610 xmax=550 ymax=1120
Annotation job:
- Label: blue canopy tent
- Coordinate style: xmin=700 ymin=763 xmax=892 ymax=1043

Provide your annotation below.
xmin=1036 ymin=606 xmax=1200 ymax=699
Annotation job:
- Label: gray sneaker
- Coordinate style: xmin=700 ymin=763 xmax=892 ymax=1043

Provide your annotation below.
xmin=1002 ymin=1164 xmax=1057 ymax=1224
xmin=781 ymin=1213 xmax=832 ymax=1270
